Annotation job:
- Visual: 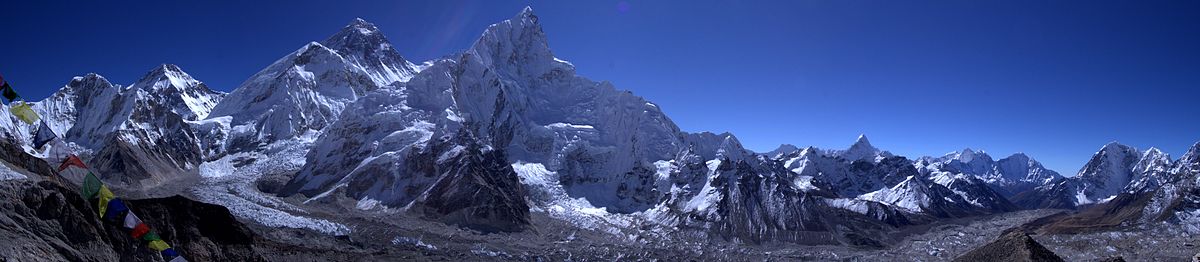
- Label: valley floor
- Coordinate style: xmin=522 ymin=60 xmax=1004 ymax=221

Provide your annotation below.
xmin=163 ymin=141 xmax=1197 ymax=261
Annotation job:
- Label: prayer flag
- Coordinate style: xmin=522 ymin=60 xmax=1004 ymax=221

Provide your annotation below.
xmin=148 ymin=239 xmax=170 ymax=251
xmin=82 ymin=173 xmax=102 ymax=199
xmin=10 ymin=101 xmax=38 ymax=124
xmin=97 ymin=185 xmax=114 ymax=216
xmin=161 ymin=248 xmax=179 ymax=258
xmin=33 ymin=120 xmax=57 ymax=149
xmin=131 ymin=223 xmax=150 ymax=239
xmin=169 ymin=256 xmax=187 ymax=262
xmin=104 ymin=198 xmax=128 ymax=221
xmin=142 ymin=231 xmax=161 ymax=242
xmin=1 ymin=83 xmax=17 ymax=102
xmin=123 ymin=211 xmax=142 ymax=229
xmin=58 ymin=155 xmax=87 ymax=172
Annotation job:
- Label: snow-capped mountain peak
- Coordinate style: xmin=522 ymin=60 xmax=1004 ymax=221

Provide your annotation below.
xmin=1133 ymin=147 xmax=1171 ymax=174
xmin=320 ymin=18 xmax=418 ymax=86
xmin=1182 ymin=142 xmax=1200 ymax=165
xmin=126 ymin=64 xmax=224 ymax=120
xmin=954 ymin=148 xmax=988 ymax=163
xmin=1070 ymin=141 xmax=1140 ymax=204
xmin=839 ymin=134 xmax=889 ymax=161
xmin=468 ymin=6 xmax=569 ymax=79
xmin=322 ymin=18 xmax=384 ymax=50
xmin=1171 ymin=141 xmax=1200 ymax=175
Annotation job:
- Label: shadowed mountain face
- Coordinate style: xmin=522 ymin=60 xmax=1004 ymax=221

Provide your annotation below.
xmin=0 ymin=179 xmax=264 ymax=262
xmin=953 ymin=231 xmax=1063 ymax=262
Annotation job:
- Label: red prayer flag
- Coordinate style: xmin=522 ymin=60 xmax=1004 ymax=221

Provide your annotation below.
xmin=58 ymin=154 xmax=87 ymax=172
xmin=130 ymin=223 xmax=150 ymax=239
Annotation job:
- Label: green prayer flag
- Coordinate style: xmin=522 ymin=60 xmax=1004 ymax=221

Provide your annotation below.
xmin=142 ymin=231 xmax=161 ymax=242
xmin=82 ymin=172 xmax=102 ymax=199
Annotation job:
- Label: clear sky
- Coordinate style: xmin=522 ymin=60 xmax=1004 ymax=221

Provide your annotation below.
xmin=1 ymin=0 xmax=1197 ymax=175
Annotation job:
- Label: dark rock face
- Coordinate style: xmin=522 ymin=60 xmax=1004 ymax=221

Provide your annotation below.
xmin=409 ymin=138 xmax=531 ymax=233
xmin=1011 ymin=179 xmax=1078 ymax=210
xmin=0 ymin=138 xmax=56 ymax=176
xmin=953 ymin=231 xmax=1063 ymax=262
xmin=89 ymin=112 xmax=203 ymax=190
xmin=128 ymin=196 xmax=263 ymax=261
xmin=662 ymin=157 xmax=905 ymax=247
xmin=706 ymin=160 xmax=893 ymax=246
xmin=936 ymin=175 xmax=1021 ymax=213
xmin=0 ymin=180 xmax=265 ymax=262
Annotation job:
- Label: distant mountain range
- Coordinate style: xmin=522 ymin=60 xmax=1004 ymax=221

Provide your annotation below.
xmin=1 ymin=6 xmax=1196 ymax=249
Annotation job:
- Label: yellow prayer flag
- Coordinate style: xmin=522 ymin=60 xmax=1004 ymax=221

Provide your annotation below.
xmin=148 ymin=240 xmax=171 ymax=251
xmin=9 ymin=101 xmax=39 ymax=125
xmin=97 ymin=185 xmax=115 ymax=216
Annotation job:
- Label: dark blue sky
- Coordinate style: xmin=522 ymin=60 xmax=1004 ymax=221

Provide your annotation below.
xmin=2 ymin=0 xmax=1197 ymax=174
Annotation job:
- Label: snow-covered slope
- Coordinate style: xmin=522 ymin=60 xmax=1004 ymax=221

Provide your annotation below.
xmin=833 ymin=135 xmax=893 ymax=162
xmin=919 ymin=149 xmax=1063 ymax=197
xmin=0 ymin=65 xmax=226 ymax=190
xmin=1030 ymin=141 xmax=1200 ymax=232
xmin=1072 ymin=142 xmax=1141 ymax=203
xmin=283 ymin=7 xmax=684 ymax=215
xmin=773 ymin=137 xmax=1017 ymax=218
xmin=206 ymin=18 xmax=419 ymax=152
xmin=4 ymin=5 xmax=1141 ymax=246
xmin=1013 ymin=142 xmax=1156 ymax=209
xmin=1126 ymin=147 xmax=1175 ymax=194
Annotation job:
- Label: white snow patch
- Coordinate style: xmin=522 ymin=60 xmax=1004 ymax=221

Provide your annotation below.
xmin=546 ymin=122 xmax=594 ymax=129
xmin=794 ymin=175 xmax=818 ymax=192
xmin=0 ymin=162 xmax=27 ymax=180
xmin=1075 ymin=190 xmax=1095 ymax=205
xmin=653 ymin=160 xmax=674 ymax=181
xmin=356 ymin=197 xmax=383 ymax=210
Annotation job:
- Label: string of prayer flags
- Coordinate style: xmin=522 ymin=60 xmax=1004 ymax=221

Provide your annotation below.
xmin=33 ymin=120 xmax=57 ymax=149
xmin=0 ymin=73 xmax=42 ymax=124
xmin=31 ymin=120 xmax=188 ymax=261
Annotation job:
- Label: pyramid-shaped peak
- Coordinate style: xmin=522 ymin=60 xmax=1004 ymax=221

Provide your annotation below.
xmin=133 ymin=64 xmax=200 ymax=89
xmin=841 ymin=134 xmax=884 ymax=161
xmin=855 ymin=134 xmax=870 ymax=144
xmin=152 ymin=63 xmax=184 ymax=73
xmin=322 ymin=18 xmax=390 ymax=52
xmin=140 ymin=64 xmax=189 ymax=78
xmin=345 ymin=17 xmax=380 ymax=35
xmin=848 ymin=134 xmax=878 ymax=151
xmin=465 ymin=6 xmax=567 ymax=77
